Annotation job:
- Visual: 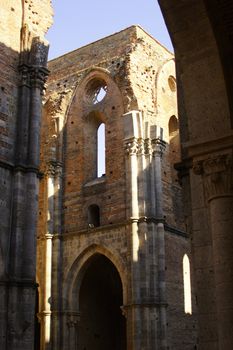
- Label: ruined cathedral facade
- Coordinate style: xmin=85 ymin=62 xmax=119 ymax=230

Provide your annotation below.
xmin=0 ymin=2 xmax=196 ymax=347
xmin=37 ymin=25 xmax=196 ymax=349
xmin=2 ymin=1 xmax=233 ymax=350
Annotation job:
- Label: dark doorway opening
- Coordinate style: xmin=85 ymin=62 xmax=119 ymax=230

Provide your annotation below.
xmin=79 ymin=254 xmax=126 ymax=350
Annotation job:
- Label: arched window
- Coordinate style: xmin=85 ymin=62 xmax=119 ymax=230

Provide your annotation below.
xmin=183 ymin=254 xmax=192 ymax=315
xmin=168 ymin=115 xmax=180 ymax=183
xmin=168 ymin=115 xmax=178 ymax=136
xmin=88 ymin=204 xmax=100 ymax=227
xmin=97 ymin=123 xmax=106 ymax=177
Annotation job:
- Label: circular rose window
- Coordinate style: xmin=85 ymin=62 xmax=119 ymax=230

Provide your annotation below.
xmin=85 ymin=78 xmax=108 ymax=104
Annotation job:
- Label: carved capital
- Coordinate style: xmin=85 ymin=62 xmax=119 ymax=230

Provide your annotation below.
xmin=45 ymin=162 xmax=63 ymax=177
xmin=137 ymin=138 xmax=145 ymax=155
xmin=124 ymin=138 xmax=138 ymax=155
xmin=144 ymin=138 xmax=152 ymax=156
xmin=151 ymin=138 xmax=166 ymax=158
xmin=193 ymin=153 xmax=233 ymax=200
xmin=30 ymin=67 xmax=49 ymax=91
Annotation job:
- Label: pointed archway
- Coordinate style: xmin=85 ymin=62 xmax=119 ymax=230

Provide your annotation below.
xmin=78 ymin=254 xmax=126 ymax=350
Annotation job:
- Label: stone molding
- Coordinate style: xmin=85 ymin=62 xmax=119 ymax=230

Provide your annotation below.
xmin=193 ymin=152 xmax=233 ymax=201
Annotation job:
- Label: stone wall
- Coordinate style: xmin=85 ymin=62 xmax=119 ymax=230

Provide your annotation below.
xmin=0 ymin=1 xmax=53 ymax=349
xmin=37 ymin=25 xmax=197 ymax=349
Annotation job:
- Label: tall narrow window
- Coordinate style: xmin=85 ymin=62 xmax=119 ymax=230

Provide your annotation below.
xmin=183 ymin=254 xmax=192 ymax=315
xmin=97 ymin=123 xmax=106 ymax=178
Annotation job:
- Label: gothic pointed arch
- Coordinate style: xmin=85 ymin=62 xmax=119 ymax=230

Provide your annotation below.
xmin=64 ymin=244 xmax=128 ymax=311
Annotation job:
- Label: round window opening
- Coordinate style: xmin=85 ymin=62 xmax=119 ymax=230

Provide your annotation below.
xmin=85 ymin=78 xmax=108 ymax=105
xmin=168 ymin=75 xmax=176 ymax=92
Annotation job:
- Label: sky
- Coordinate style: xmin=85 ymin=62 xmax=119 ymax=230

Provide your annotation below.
xmin=46 ymin=0 xmax=173 ymax=60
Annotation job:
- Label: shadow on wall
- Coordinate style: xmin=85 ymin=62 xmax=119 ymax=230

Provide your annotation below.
xmin=0 ymin=33 xmax=50 ymax=348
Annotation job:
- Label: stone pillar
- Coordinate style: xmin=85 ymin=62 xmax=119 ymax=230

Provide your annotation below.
xmin=39 ymin=161 xmax=63 ymax=350
xmin=40 ymin=233 xmax=53 ymax=350
xmin=151 ymin=137 xmax=167 ymax=350
xmin=193 ymin=152 xmax=233 ymax=350
xmin=123 ymin=111 xmax=168 ymax=349
xmin=51 ymin=164 xmax=63 ymax=350
xmin=124 ymin=137 xmax=141 ymax=350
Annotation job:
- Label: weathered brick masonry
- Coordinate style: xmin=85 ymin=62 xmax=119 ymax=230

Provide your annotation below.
xmin=37 ymin=26 xmax=197 ymax=350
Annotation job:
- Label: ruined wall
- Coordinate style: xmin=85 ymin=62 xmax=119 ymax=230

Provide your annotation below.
xmin=37 ymin=25 xmax=197 ymax=349
xmin=0 ymin=1 xmax=53 ymax=349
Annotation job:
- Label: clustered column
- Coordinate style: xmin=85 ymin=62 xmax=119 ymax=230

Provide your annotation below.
xmin=6 ymin=43 xmax=49 ymax=350
xmin=123 ymin=110 xmax=167 ymax=350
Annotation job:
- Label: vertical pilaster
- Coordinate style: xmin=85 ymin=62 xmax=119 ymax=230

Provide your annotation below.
xmin=151 ymin=138 xmax=167 ymax=350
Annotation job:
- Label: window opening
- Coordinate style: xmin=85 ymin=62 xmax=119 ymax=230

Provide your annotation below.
xmin=85 ymin=78 xmax=107 ymax=105
xmin=88 ymin=204 xmax=100 ymax=227
xmin=168 ymin=75 xmax=176 ymax=92
xmin=183 ymin=254 xmax=192 ymax=314
xmin=97 ymin=123 xmax=106 ymax=177
xmin=168 ymin=115 xmax=178 ymax=136
xmin=94 ymin=86 xmax=107 ymax=104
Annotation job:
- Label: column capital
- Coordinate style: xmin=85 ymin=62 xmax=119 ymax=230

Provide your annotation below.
xmin=144 ymin=138 xmax=152 ymax=156
xmin=45 ymin=162 xmax=63 ymax=177
xmin=30 ymin=66 xmax=49 ymax=91
xmin=151 ymin=138 xmax=166 ymax=158
xmin=18 ymin=64 xmax=49 ymax=91
xmin=124 ymin=138 xmax=139 ymax=155
xmin=193 ymin=152 xmax=233 ymax=201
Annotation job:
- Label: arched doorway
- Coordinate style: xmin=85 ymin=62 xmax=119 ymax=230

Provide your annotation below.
xmin=78 ymin=254 xmax=126 ymax=350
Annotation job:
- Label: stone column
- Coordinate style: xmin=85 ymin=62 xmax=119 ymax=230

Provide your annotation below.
xmin=124 ymin=137 xmax=141 ymax=350
xmin=193 ymin=152 xmax=233 ymax=350
xmin=40 ymin=233 xmax=53 ymax=350
xmin=51 ymin=163 xmax=63 ymax=350
xmin=151 ymin=137 xmax=167 ymax=350
xmin=39 ymin=161 xmax=63 ymax=350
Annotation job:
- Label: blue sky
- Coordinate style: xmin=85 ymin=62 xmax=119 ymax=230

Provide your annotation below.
xmin=47 ymin=0 xmax=173 ymax=60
